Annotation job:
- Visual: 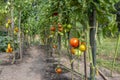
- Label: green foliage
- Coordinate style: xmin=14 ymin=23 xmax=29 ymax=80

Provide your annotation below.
xmin=0 ymin=1 xmax=7 ymax=26
xmin=0 ymin=0 xmax=119 ymax=49
xmin=97 ymin=58 xmax=120 ymax=73
xmin=0 ymin=31 xmax=8 ymax=36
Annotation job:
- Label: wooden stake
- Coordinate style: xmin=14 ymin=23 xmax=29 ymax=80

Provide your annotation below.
xmin=84 ymin=51 xmax=87 ymax=80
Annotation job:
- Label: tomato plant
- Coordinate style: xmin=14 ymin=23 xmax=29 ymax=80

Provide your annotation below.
xmin=0 ymin=0 xmax=119 ymax=79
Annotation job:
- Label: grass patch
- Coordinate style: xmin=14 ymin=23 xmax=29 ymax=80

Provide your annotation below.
xmin=97 ymin=58 xmax=120 ymax=73
xmin=97 ymin=38 xmax=120 ymax=73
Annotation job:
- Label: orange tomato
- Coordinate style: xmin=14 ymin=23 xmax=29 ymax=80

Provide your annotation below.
xmin=53 ymin=45 xmax=57 ymax=49
xmin=70 ymin=38 xmax=79 ymax=48
xmin=58 ymin=27 xmax=63 ymax=32
xmin=9 ymin=48 xmax=13 ymax=53
xmin=7 ymin=43 xmax=11 ymax=49
xmin=6 ymin=48 xmax=13 ymax=53
xmin=50 ymin=26 xmax=56 ymax=31
xmin=70 ymin=48 xmax=76 ymax=55
xmin=6 ymin=43 xmax=13 ymax=53
xmin=55 ymin=68 xmax=62 ymax=74
xmin=58 ymin=24 xmax=62 ymax=28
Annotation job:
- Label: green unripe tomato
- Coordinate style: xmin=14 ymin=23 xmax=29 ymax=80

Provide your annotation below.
xmin=26 ymin=30 xmax=28 ymax=33
xmin=67 ymin=24 xmax=72 ymax=30
xmin=75 ymin=49 xmax=82 ymax=56
xmin=6 ymin=23 xmax=9 ymax=28
xmin=63 ymin=24 xmax=67 ymax=28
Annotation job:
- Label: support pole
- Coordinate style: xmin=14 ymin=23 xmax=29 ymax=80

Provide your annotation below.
xmin=88 ymin=1 xmax=97 ymax=80
xmin=84 ymin=51 xmax=87 ymax=80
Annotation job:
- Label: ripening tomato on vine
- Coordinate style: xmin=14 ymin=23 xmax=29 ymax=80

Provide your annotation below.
xmin=7 ymin=19 xmax=12 ymax=24
xmin=6 ymin=43 xmax=13 ymax=53
xmin=55 ymin=67 xmax=62 ymax=74
xmin=70 ymin=38 xmax=79 ymax=48
xmin=50 ymin=26 xmax=56 ymax=31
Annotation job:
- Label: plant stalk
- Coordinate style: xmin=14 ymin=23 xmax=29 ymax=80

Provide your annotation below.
xmin=111 ymin=33 xmax=120 ymax=75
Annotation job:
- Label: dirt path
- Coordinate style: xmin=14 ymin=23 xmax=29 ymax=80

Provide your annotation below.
xmin=0 ymin=45 xmax=75 ymax=80
xmin=0 ymin=46 xmax=46 ymax=80
xmin=0 ymin=45 xmax=120 ymax=80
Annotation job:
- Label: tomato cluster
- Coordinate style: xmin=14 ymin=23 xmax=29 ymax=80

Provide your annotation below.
xmin=50 ymin=22 xmax=73 ymax=36
xmin=6 ymin=43 xmax=13 ymax=53
xmin=63 ymin=24 xmax=72 ymax=32
xmin=70 ymin=38 xmax=86 ymax=56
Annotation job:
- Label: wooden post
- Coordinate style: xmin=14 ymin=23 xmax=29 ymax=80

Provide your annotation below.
xmin=11 ymin=0 xmax=15 ymax=64
xmin=58 ymin=33 xmax=61 ymax=65
xmin=18 ymin=11 xmax=22 ymax=61
xmin=84 ymin=51 xmax=87 ymax=80
xmin=88 ymin=1 xmax=97 ymax=80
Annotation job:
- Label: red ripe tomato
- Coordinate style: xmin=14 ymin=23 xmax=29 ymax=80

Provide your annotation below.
xmin=50 ymin=26 xmax=56 ymax=31
xmin=70 ymin=38 xmax=79 ymax=48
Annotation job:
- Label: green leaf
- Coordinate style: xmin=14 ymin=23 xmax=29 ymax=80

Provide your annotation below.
xmin=78 ymin=0 xmax=82 ymax=3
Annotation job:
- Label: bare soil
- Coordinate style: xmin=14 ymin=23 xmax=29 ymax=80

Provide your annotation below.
xmin=0 ymin=45 xmax=120 ymax=80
